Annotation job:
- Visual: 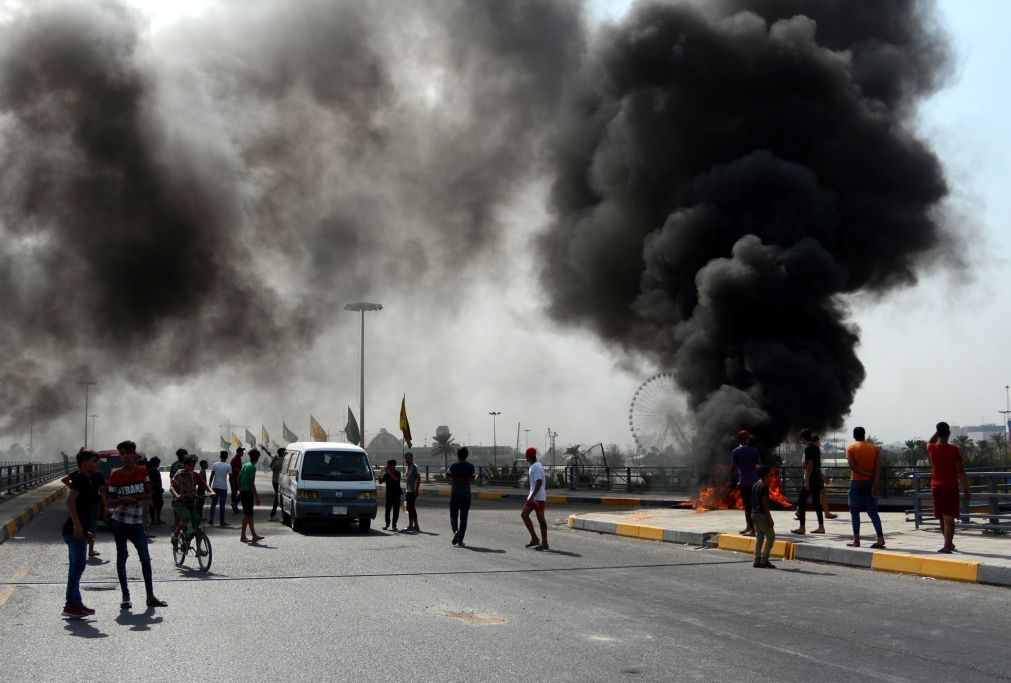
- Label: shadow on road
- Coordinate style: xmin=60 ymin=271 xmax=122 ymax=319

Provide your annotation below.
xmin=176 ymin=566 xmax=225 ymax=580
xmin=115 ymin=608 xmax=164 ymax=632
xmin=64 ymin=619 xmax=108 ymax=639
xmin=462 ymin=546 xmax=506 ymax=554
xmin=777 ymin=567 xmax=837 ymax=576
xmin=535 ymin=549 xmax=582 ymax=558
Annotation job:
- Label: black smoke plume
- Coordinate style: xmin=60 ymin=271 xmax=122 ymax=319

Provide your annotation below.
xmin=0 ymin=0 xmax=584 ymax=437
xmin=540 ymin=1 xmax=951 ymax=469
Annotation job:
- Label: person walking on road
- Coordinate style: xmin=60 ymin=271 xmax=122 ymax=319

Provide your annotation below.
xmin=62 ymin=448 xmax=101 ymax=619
xmin=264 ymin=446 xmax=286 ymax=520
xmin=791 ymin=429 xmax=825 ymax=535
xmin=521 ymin=447 xmax=549 ymax=550
xmin=927 ymin=422 xmax=972 ymax=553
xmin=845 ymin=426 xmax=885 ymax=549
xmin=446 ymin=447 xmax=475 ymax=547
xmin=230 ymin=447 xmax=244 ymax=513
xmin=379 ymin=459 xmax=403 ymax=531
xmin=209 ymin=451 xmax=231 ymax=526
xmin=196 ymin=459 xmax=210 ymax=522
xmin=404 ymin=452 xmax=421 ymax=532
xmin=147 ymin=456 xmax=165 ymax=525
xmin=169 ymin=449 xmax=187 ymax=480
xmin=728 ymin=429 xmax=760 ymax=536
xmin=752 ymin=466 xmax=776 ymax=568
xmin=107 ymin=440 xmax=167 ymax=610
xmin=239 ymin=449 xmax=264 ymax=543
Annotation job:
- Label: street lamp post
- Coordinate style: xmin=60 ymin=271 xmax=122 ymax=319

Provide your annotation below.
xmin=488 ymin=412 xmax=501 ymax=467
xmin=78 ymin=381 xmax=96 ymax=448
xmin=547 ymin=429 xmax=558 ymax=469
xmin=524 ymin=428 xmax=530 ymax=448
xmin=1000 ymin=385 xmax=1011 ymax=467
xmin=27 ymin=405 xmax=35 ymax=460
xmin=344 ymin=302 xmax=383 ymax=452
xmin=90 ymin=415 xmax=98 ymax=450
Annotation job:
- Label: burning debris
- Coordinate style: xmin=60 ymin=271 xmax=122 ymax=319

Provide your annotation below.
xmin=680 ymin=465 xmax=791 ymax=513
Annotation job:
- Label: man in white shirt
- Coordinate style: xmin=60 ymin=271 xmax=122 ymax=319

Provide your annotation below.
xmin=521 ymin=447 xmax=549 ymax=551
xmin=208 ymin=451 xmax=232 ymax=527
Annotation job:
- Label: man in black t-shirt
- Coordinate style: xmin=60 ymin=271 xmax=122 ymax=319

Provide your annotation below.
xmin=445 ymin=447 xmax=476 ymax=547
xmin=379 ymin=459 xmax=403 ymax=531
xmin=791 ymin=429 xmax=826 ymax=535
xmin=62 ymin=449 xmax=101 ymax=619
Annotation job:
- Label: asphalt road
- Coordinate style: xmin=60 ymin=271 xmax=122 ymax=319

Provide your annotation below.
xmin=1 ymin=494 xmax=1009 ymax=682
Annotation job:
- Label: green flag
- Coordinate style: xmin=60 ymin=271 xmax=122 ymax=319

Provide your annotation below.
xmin=219 ymin=435 xmax=230 ymax=451
xmin=344 ymin=407 xmax=361 ymax=446
xmin=283 ymin=421 xmax=299 ymax=443
xmin=245 ymin=428 xmax=257 ymax=447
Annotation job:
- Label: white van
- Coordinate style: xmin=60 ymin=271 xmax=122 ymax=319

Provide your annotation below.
xmin=277 ymin=442 xmax=378 ymax=532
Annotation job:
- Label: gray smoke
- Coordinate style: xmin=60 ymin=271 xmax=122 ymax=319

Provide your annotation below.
xmin=540 ymin=0 xmax=951 ymax=469
xmin=0 ymin=0 xmax=584 ymax=437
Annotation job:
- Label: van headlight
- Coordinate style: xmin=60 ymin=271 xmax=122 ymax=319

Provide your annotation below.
xmin=358 ymin=491 xmax=376 ymax=500
xmin=297 ymin=490 xmax=318 ymax=500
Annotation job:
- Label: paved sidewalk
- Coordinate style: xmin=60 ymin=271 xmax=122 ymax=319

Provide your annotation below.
xmin=569 ymin=507 xmax=1011 ymax=588
xmin=0 ymin=479 xmax=67 ymax=544
xmin=389 ymin=482 xmax=690 ymax=507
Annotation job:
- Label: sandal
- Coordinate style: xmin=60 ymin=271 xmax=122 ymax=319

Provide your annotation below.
xmin=870 ymin=541 xmax=886 ymax=549
xmin=846 ymin=542 xmax=860 ymax=547
xmin=790 ymin=529 xmax=806 ymax=535
xmin=120 ymin=599 xmax=132 ymax=609
xmin=146 ymin=597 xmax=168 ymax=608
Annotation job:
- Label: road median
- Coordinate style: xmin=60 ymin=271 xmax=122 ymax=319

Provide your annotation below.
xmin=0 ymin=479 xmax=67 ymax=544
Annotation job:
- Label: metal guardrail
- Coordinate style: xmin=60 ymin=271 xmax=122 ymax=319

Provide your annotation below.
xmin=1 ymin=461 xmax=68 ymax=495
xmin=908 ymin=471 xmax=1011 ymax=533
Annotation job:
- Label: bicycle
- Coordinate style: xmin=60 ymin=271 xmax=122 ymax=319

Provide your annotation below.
xmin=171 ymin=497 xmax=213 ymax=571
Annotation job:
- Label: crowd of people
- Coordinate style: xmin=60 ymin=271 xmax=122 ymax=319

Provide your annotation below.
xmin=729 ymin=421 xmax=972 ymax=569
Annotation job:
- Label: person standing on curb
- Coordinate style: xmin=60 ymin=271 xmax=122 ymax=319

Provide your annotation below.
xmin=147 ymin=457 xmax=165 ymax=526
xmin=107 ymin=440 xmax=167 ymax=610
xmin=728 ymin=429 xmax=760 ymax=536
xmin=521 ymin=447 xmax=549 ymax=550
xmin=208 ymin=451 xmax=231 ymax=526
xmin=845 ymin=426 xmax=885 ymax=549
xmin=379 ymin=459 xmax=403 ymax=531
xmin=230 ymin=447 xmax=245 ymax=514
xmin=927 ymin=422 xmax=971 ymax=553
xmin=404 ymin=452 xmax=421 ymax=532
xmin=62 ymin=448 xmax=101 ymax=619
xmin=791 ymin=429 xmax=825 ymax=535
xmin=239 ymin=449 xmax=264 ymax=543
xmin=446 ymin=447 xmax=475 ymax=547
xmin=752 ymin=466 xmax=776 ymax=569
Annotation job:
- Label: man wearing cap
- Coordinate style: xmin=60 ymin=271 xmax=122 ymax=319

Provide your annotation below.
xmin=521 ymin=447 xmax=549 ymax=550
xmin=728 ymin=429 xmax=760 ymax=536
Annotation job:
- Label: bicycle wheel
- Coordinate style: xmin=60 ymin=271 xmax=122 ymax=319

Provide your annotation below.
xmin=195 ymin=531 xmax=213 ymax=572
xmin=172 ymin=534 xmax=186 ymax=567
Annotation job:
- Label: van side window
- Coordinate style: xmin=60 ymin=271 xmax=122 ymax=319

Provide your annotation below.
xmin=290 ymin=451 xmax=301 ymax=475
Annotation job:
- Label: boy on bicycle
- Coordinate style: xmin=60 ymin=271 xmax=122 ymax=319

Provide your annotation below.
xmin=170 ymin=455 xmax=202 ymax=542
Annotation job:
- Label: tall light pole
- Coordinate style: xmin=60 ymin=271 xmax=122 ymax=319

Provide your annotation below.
xmin=78 ymin=381 xmax=96 ymax=447
xmin=344 ymin=302 xmax=382 ymax=452
xmin=27 ymin=405 xmax=35 ymax=460
xmin=488 ymin=412 xmax=501 ymax=466
xmin=1000 ymin=385 xmax=1011 ymax=466
xmin=90 ymin=415 xmax=98 ymax=450
xmin=524 ymin=428 xmax=530 ymax=448
xmin=547 ymin=428 xmax=558 ymax=469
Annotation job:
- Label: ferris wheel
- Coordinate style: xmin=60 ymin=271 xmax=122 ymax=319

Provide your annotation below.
xmin=628 ymin=372 xmax=694 ymax=455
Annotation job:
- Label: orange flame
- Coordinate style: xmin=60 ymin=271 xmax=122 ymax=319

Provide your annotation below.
xmin=680 ymin=466 xmax=792 ymax=513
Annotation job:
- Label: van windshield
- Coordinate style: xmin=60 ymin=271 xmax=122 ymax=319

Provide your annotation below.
xmin=300 ymin=451 xmax=372 ymax=481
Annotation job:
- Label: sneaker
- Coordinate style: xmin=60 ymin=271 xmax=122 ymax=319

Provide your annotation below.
xmin=457 ymin=540 xmax=466 ymax=548
xmin=762 ymin=561 xmax=777 ymax=569
xmin=392 ymin=526 xmax=398 ymax=532
xmin=62 ymin=603 xmax=89 ymax=619
xmin=525 ymin=540 xmax=539 ymax=548
xmin=382 ymin=525 xmax=389 ymax=531
xmin=80 ymin=603 xmax=96 ymax=615
xmin=535 ymin=545 xmax=549 ymax=552
xmin=451 ymin=533 xmax=459 ymax=546
xmin=825 ymin=512 xmax=839 ymax=519
xmin=752 ymin=561 xmax=762 ymax=568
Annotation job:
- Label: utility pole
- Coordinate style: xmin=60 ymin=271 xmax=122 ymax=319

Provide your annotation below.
xmin=524 ymin=428 xmax=530 ymax=448
xmin=1000 ymin=385 xmax=1011 ymax=467
xmin=27 ymin=405 xmax=35 ymax=460
xmin=548 ymin=428 xmax=558 ymax=469
xmin=89 ymin=415 xmax=98 ymax=450
xmin=78 ymin=381 xmax=96 ymax=448
xmin=489 ymin=412 xmax=501 ymax=467
xmin=344 ymin=302 xmax=382 ymax=451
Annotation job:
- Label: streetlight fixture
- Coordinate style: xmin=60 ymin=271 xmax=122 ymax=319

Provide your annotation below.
xmin=90 ymin=415 xmax=98 ymax=450
xmin=78 ymin=381 xmax=96 ymax=447
xmin=344 ymin=302 xmax=383 ymax=452
xmin=488 ymin=411 xmax=501 ymax=466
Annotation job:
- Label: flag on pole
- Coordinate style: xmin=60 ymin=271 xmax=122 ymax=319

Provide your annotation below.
xmin=271 ymin=439 xmax=280 ymax=452
xmin=245 ymin=428 xmax=257 ymax=447
xmin=231 ymin=432 xmax=242 ymax=450
xmin=345 ymin=407 xmax=361 ymax=446
xmin=283 ymin=422 xmax=299 ymax=443
xmin=261 ymin=425 xmax=271 ymax=446
xmin=309 ymin=414 xmax=327 ymax=442
xmin=400 ymin=394 xmax=413 ymax=448
xmin=220 ymin=435 xmax=230 ymax=451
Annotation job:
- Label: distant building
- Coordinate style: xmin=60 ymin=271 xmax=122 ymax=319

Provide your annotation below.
xmin=952 ymin=424 xmax=1006 ymax=443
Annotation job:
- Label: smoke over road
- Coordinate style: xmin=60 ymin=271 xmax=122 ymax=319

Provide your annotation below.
xmin=540 ymin=0 xmax=951 ymax=469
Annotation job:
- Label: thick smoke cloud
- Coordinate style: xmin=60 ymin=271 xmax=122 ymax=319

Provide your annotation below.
xmin=540 ymin=1 xmax=950 ymax=469
xmin=0 ymin=0 xmax=583 ymax=437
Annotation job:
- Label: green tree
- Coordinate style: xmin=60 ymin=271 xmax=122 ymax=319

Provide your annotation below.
xmin=431 ymin=431 xmax=458 ymax=472
xmin=953 ymin=435 xmax=975 ymax=463
xmin=603 ymin=443 xmax=625 ymax=469
xmin=902 ymin=439 xmax=927 ymax=468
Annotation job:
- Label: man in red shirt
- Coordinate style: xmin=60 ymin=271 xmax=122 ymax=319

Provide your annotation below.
xmin=927 ymin=422 xmax=972 ymax=553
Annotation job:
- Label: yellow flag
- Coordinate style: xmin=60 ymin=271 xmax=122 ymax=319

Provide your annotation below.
xmin=231 ymin=432 xmax=242 ymax=449
xmin=309 ymin=414 xmax=327 ymax=442
xmin=261 ymin=425 xmax=270 ymax=446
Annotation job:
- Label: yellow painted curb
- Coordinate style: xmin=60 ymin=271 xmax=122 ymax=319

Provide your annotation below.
xmin=613 ymin=523 xmax=665 ymax=540
xmin=547 ymin=495 xmax=567 ymax=504
xmin=718 ymin=534 xmax=796 ymax=559
xmin=438 ymin=489 xmax=450 ymax=497
xmin=477 ymin=492 xmax=504 ymax=500
xmin=4 ymin=520 xmax=16 ymax=536
xmin=615 ymin=523 xmax=640 ymax=538
xmin=567 ymin=515 xmax=576 ymax=528
xmin=872 ymin=551 xmax=979 ymax=583
xmin=602 ymin=497 xmax=641 ymax=506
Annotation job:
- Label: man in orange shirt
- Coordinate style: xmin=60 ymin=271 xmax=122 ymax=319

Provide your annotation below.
xmin=927 ymin=422 xmax=971 ymax=553
xmin=845 ymin=426 xmax=885 ymax=548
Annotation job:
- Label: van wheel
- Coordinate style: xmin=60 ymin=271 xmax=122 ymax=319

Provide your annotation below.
xmin=281 ymin=498 xmax=291 ymax=527
xmin=358 ymin=516 xmax=371 ymax=533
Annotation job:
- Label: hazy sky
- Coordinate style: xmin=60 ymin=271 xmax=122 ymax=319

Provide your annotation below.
xmin=5 ymin=1 xmax=1009 ymax=458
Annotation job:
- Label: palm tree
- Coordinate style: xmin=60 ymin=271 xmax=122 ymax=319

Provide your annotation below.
xmin=431 ymin=431 xmax=458 ymax=472
xmin=953 ymin=434 xmax=974 ymax=462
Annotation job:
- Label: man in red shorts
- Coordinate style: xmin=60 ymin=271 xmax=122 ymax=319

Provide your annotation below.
xmin=927 ymin=422 xmax=971 ymax=553
xmin=521 ymin=447 xmax=549 ymax=551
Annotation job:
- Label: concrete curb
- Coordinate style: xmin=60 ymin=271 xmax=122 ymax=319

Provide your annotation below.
xmin=567 ymin=515 xmax=1011 ymax=588
xmin=0 ymin=486 xmax=67 ymax=545
xmin=427 ymin=487 xmax=683 ymax=507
